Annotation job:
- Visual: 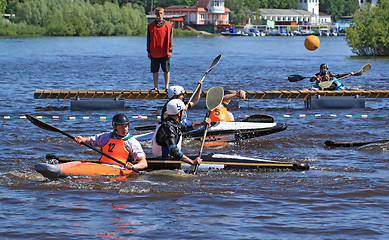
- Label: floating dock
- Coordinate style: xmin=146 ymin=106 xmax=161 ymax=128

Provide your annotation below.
xmin=34 ymin=89 xmax=389 ymax=100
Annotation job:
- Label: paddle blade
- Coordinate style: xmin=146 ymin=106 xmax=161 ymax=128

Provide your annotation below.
xmin=134 ymin=124 xmax=156 ymax=131
xmin=207 ymin=54 xmax=222 ymax=74
xmin=242 ymin=114 xmax=275 ymax=123
xmin=206 ymin=86 xmax=224 ymax=111
xmin=318 ymin=80 xmax=333 ymax=89
xmin=288 ymin=75 xmax=307 ymax=82
xmin=361 ymin=63 xmax=371 ymax=73
xmin=26 ymin=114 xmax=62 ymax=133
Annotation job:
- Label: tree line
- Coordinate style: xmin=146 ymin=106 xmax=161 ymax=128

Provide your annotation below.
xmin=3 ymin=0 xmax=359 ymax=24
xmin=1 ymin=0 xmax=147 ymax=36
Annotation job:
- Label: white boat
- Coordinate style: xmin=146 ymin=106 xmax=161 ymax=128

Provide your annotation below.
xmin=221 ymin=28 xmax=242 ymax=36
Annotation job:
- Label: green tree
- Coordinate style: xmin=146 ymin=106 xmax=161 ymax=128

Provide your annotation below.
xmin=1 ymin=0 xmax=6 ymax=13
xmin=346 ymin=0 xmax=389 ymax=56
xmin=320 ymin=0 xmax=359 ymax=21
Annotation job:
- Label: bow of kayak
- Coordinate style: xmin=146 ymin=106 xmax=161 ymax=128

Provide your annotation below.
xmin=35 ymin=161 xmax=135 ymax=180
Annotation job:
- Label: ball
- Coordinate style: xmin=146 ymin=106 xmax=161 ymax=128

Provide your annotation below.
xmin=304 ymin=35 xmax=320 ymax=51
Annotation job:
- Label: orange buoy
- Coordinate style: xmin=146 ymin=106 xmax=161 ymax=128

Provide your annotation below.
xmin=304 ymin=35 xmax=320 ymax=51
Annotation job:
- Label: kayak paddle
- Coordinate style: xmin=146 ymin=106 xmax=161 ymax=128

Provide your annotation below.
xmin=135 ymin=54 xmax=222 ymax=132
xmin=194 ymin=86 xmax=224 ymax=173
xmin=319 ymin=63 xmax=371 ymax=89
xmin=186 ymin=54 xmax=222 ymax=108
xmin=242 ymin=114 xmax=275 ymax=123
xmin=25 ymin=114 xmax=141 ymax=174
xmin=288 ymin=75 xmax=312 ymax=82
xmin=325 ymin=138 xmax=389 ymax=147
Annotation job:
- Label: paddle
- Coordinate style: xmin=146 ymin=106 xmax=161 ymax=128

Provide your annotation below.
xmin=186 ymin=54 xmax=222 ymax=107
xmin=25 ymin=114 xmax=141 ymax=174
xmin=135 ymin=54 xmax=222 ymax=132
xmin=319 ymin=63 xmax=371 ymax=89
xmin=134 ymin=124 xmax=156 ymax=131
xmin=325 ymin=139 xmax=389 ymax=147
xmin=194 ymin=86 xmax=224 ymax=173
xmin=241 ymin=114 xmax=275 ymax=123
xmin=288 ymin=75 xmax=312 ymax=82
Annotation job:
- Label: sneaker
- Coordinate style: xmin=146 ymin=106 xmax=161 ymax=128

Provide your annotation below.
xmin=150 ymin=88 xmax=158 ymax=92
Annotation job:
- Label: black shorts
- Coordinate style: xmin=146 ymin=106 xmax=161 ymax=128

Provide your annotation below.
xmin=151 ymin=56 xmax=170 ymax=73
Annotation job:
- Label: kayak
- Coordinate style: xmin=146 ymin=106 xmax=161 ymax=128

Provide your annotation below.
xmin=183 ymin=114 xmax=287 ymax=143
xmin=35 ymin=161 xmax=136 ymax=180
xmin=146 ymin=154 xmax=309 ymax=171
xmin=184 ymin=121 xmax=286 ymax=142
xmin=44 ymin=153 xmax=309 ymax=173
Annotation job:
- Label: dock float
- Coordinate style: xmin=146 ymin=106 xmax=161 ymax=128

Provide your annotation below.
xmin=34 ymin=89 xmax=389 ymax=99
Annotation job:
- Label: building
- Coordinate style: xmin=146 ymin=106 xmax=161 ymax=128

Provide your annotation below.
xmin=319 ymin=12 xmax=332 ymax=25
xmin=259 ymin=8 xmax=317 ymax=26
xmin=163 ymin=0 xmax=230 ymax=33
xmin=358 ymin=0 xmax=378 ymax=7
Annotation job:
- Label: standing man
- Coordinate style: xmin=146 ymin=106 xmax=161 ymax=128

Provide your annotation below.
xmin=147 ymin=7 xmax=173 ymax=91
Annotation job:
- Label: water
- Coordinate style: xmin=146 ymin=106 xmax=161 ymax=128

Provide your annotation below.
xmin=1 ymin=36 xmax=388 ymax=239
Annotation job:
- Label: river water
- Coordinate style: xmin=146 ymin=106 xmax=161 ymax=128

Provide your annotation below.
xmin=0 ymin=36 xmax=388 ymax=239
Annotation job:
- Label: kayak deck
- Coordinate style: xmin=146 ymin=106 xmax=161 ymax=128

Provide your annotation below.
xmin=44 ymin=153 xmax=309 ymax=174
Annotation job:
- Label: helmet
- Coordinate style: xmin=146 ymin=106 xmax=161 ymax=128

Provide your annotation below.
xmin=112 ymin=114 xmax=130 ymax=125
xmin=320 ymin=64 xmax=328 ymax=70
xmin=320 ymin=70 xmax=330 ymax=76
xmin=168 ymin=85 xmax=185 ymax=98
xmin=166 ymin=99 xmax=186 ymax=115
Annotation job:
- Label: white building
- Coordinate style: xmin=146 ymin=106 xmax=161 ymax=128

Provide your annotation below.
xmin=259 ymin=8 xmax=317 ymax=25
xmin=358 ymin=0 xmax=378 ymax=7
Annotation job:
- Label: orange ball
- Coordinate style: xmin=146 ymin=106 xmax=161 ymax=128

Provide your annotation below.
xmin=304 ymin=35 xmax=320 ymax=51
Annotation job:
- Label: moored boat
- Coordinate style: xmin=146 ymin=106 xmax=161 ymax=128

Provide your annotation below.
xmin=221 ymin=28 xmax=242 ymax=36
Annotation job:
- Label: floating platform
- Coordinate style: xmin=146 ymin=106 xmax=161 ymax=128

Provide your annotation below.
xmin=33 ymin=89 xmax=389 ymax=110
xmin=34 ymin=89 xmax=389 ymax=100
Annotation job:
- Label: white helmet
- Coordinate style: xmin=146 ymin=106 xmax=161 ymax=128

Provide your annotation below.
xmin=168 ymin=85 xmax=185 ymax=98
xmin=167 ymin=99 xmax=186 ymax=115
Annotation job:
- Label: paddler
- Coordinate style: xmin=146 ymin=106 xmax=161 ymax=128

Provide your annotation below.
xmin=312 ymin=69 xmax=346 ymax=90
xmin=152 ymin=99 xmax=211 ymax=166
xmin=74 ymin=114 xmax=148 ymax=170
xmin=161 ymin=81 xmax=203 ymax=125
xmin=210 ymin=90 xmax=246 ymax=122
xmin=310 ymin=63 xmax=354 ymax=87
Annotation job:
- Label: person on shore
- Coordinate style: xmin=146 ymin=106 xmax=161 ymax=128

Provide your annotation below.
xmin=152 ymin=99 xmax=211 ymax=165
xmin=147 ymin=7 xmax=173 ymax=91
xmin=210 ymin=90 xmax=246 ymax=122
xmin=160 ymin=81 xmax=203 ymax=125
xmin=74 ymin=114 xmax=147 ymax=170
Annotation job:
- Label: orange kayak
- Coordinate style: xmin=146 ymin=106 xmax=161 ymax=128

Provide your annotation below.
xmin=35 ymin=161 xmax=135 ymax=180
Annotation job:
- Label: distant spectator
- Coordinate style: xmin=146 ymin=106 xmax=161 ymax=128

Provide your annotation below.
xmin=147 ymin=7 xmax=173 ymax=91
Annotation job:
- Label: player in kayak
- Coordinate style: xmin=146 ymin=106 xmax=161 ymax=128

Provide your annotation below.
xmin=74 ymin=114 xmax=148 ymax=170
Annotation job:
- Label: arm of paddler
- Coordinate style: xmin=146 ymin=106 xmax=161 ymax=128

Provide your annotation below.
xmin=126 ymin=155 xmax=147 ymax=170
xmin=187 ymin=79 xmax=203 ymax=109
xmin=74 ymin=135 xmax=91 ymax=145
xmin=180 ymin=155 xmax=202 ymax=166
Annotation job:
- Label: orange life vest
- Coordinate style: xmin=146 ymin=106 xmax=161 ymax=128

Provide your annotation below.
xmin=210 ymin=106 xmax=231 ymax=122
xmin=148 ymin=20 xmax=172 ymax=58
xmin=100 ymin=137 xmax=132 ymax=166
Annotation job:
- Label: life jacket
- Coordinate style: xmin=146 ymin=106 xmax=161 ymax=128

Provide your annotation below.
xmin=100 ymin=133 xmax=133 ymax=165
xmin=152 ymin=121 xmax=183 ymax=158
xmin=148 ymin=20 xmax=172 ymax=58
xmin=210 ymin=106 xmax=231 ymax=122
xmin=332 ymin=78 xmax=346 ymax=90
